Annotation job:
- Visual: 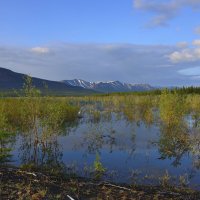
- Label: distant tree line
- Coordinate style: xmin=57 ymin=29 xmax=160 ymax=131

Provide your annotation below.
xmin=95 ymin=86 xmax=200 ymax=97
xmin=170 ymin=86 xmax=200 ymax=95
xmin=1 ymin=85 xmax=200 ymax=97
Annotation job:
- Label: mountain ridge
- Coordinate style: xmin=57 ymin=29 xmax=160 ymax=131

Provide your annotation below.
xmin=62 ymin=79 xmax=155 ymax=93
xmin=0 ymin=67 xmax=156 ymax=95
xmin=0 ymin=67 xmax=96 ymax=96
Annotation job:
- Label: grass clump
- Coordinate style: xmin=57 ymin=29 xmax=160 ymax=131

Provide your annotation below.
xmin=159 ymin=89 xmax=186 ymax=126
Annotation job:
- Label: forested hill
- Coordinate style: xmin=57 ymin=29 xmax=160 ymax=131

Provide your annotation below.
xmin=0 ymin=67 xmax=96 ymax=96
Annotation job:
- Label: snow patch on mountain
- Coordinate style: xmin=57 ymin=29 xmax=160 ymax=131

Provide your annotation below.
xmin=62 ymin=79 xmax=155 ymax=92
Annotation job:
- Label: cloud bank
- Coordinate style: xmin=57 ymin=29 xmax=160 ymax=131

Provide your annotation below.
xmin=1 ymin=43 xmax=200 ymax=86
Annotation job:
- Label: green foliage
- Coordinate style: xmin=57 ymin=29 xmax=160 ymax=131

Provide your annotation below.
xmin=23 ymin=75 xmax=41 ymax=97
xmin=159 ymin=89 xmax=186 ymax=126
xmin=93 ymin=153 xmax=106 ymax=180
xmin=0 ymin=77 xmax=80 ymax=165
xmin=41 ymin=99 xmax=79 ymax=124
xmin=0 ymin=103 xmax=7 ymax=131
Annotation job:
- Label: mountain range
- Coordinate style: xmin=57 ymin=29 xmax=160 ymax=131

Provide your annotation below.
xmin=62 ymin=79 xmax=155 ymax=93
xmin=0 ymin=67 xmax=156 ymax=96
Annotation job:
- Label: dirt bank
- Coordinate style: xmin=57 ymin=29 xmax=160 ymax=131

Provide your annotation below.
xmin=1 ymin=167 xmax=200 ymax=200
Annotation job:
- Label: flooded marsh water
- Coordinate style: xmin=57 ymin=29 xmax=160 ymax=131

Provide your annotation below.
xmin=1 ymin=93 xmax=200 ymax=190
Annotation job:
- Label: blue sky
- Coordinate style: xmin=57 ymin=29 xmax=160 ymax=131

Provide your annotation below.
xmin=1 ymin=0 xmax=200 ymax=86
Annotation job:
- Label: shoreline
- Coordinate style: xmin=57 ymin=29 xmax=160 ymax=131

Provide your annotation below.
xmin=1 ymin=166 xmax=200 ymax=200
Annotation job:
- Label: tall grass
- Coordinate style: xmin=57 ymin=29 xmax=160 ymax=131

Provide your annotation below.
xmin=0 ymin=76 xmax=80 ymax=164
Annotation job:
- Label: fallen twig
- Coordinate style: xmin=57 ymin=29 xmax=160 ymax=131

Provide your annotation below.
xmin=101 ymin=183 xmax=132 ymax=191
xmin=67 ymin=195 xmax=75 ymax=200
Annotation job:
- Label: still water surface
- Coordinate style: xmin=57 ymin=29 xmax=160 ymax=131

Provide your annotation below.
xmin=8 ymin=109 xmax=200 ymax=189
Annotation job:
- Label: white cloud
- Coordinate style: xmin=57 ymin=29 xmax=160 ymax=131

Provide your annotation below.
xmin=169 ymin=48 xmax=200 ymax=63
xmin=30 ymin=47 xmax=50 ymax=54
xmin=169 ymin=39 xmax=200 ymax=62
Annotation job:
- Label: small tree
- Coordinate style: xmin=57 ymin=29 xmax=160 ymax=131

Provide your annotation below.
xmin=23 ymin=75 xmax=41 ymax=97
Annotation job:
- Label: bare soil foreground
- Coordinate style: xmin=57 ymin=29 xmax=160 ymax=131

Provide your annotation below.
xmin=1 ymin=167 xmax=200 ymax=200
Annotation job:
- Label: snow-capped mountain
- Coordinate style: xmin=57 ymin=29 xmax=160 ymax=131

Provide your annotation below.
xmin=62 ymin=79 xmax=155 ymax=93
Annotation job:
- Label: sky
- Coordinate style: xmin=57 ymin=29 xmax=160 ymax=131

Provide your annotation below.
xmin=1 ymin=0 xmax=200 ymax=86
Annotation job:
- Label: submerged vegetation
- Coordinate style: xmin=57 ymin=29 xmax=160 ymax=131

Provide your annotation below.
xmin=0 ymin=76 xmax=79 ymax=168
xmin=1 ymin=77 xmax=200 ymax=198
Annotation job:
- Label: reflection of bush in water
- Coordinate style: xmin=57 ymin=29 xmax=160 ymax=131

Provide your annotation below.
xmin=187 ymin=95 xmax=200 ymax=127
xmin=158 ymin=123 xmax=190 ymax=167
xmin=0 ymin=104 xmax=15 ymax=163
xmin=0 ymin=132 xmax=15 ymax=163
